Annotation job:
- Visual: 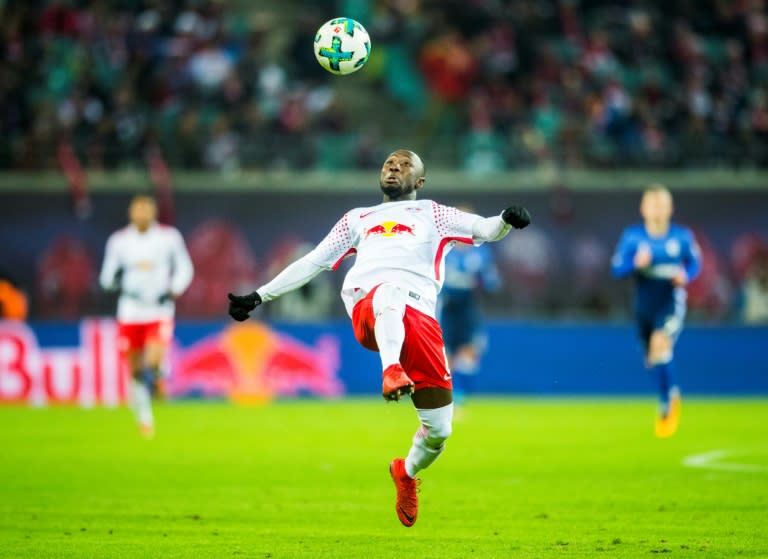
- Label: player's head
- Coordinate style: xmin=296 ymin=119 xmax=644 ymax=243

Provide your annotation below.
xmin=380 ymin=149 xmax=425 ymax=201
xmin=640 ymin=184 xmax=673 ymax=225
xmin=129 ymin=195 xmax=157 ymax=232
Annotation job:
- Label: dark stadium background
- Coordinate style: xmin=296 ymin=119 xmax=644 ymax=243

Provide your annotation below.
xmin=1 ymin=0 xmax=766 ymax=399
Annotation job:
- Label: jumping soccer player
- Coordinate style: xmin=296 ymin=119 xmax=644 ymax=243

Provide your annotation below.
xmin=99 ymin=195 xmax=194 ymax=438
xmin=438 ymin=229 xmax=501 ymax=405
xmin=227 ymin=149 xmax=530 ymax=527
xmin=611 ymin=185 xmax=701 ymax=438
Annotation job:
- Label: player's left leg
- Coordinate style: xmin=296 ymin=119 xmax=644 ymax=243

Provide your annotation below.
xmin=134 ymin=320 xmax=174 ymax=438
xmin=389 ymin=306 xmax=454 ymax=526
xmin=390 ymin=389 xmax=453 ymax=528
xmin=142 ymin=319 xmax=174 ymax=399
xmin=368 ymin=283 xmax=414 ymax=400
xmin=143 ymin=342 xmax=165 ymax=397
xmin=406 ymin=388 xmax=453 ymax=475
xmin=125 ymin=347 xmax=155 ymax=437
xmin=648 ymin=329 xmax=681 ymax=438
xmin=119 ymin=322 xmax=155 ymax=438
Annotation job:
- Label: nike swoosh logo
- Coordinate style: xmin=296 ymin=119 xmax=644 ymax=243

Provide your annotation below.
xmin=398 ymin=506 xmax=415 ymax=524
xmin=359 ymin=210 xmax=377 ymax=218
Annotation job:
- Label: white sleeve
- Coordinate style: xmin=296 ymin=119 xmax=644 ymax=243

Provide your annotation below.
xmin=256 ymin=213 xmax=356 ymax=302
xmin=432 ymin=202 xmax=510 ymax=244
xmin=99 ymin=234 xmax=121 ymax=290
xmin=303 ymin=212 xmax=356 ymax=270
xmin=256 ymin=255 xmax=326 ymax=302
xmin=472 ymin=214 xmax=512 ymax=243
xmin=169 ymin=229 xmax=194 ymax=296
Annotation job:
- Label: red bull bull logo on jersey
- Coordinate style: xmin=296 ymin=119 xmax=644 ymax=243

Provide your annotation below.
xmin=365 ymin=221 xmax=416 ymax=238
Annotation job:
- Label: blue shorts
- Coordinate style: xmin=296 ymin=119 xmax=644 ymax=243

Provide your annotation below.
xmin=636 ymin=306 xmax=686 ymax=351
xmin=439 ymin=296 xmax=480 ymax=354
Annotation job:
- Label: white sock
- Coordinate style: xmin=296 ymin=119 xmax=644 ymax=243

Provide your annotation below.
xmin=405 ymin=404 xmax=454 ymax=478
xmin=130 ymin=379 xmax=154 ymax=427
xmin=372 ymin=284 xmax=406 ymax=369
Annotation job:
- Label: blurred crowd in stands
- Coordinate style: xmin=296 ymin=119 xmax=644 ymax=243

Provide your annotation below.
xmin=3 ymin=0 xmax=768 ymax=172
xmin=1 ymin=0 xmax=768 ymax=323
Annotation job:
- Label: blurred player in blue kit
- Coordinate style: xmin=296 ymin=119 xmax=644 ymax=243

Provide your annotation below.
xmin=438 ymin=214 xmax=501 ymax=405
xmin=611 ymin=185 xmax=702 ymax=437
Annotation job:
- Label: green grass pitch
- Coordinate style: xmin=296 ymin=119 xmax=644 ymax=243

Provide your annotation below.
xmin=1 ymin=398 xmax=766 ymax=558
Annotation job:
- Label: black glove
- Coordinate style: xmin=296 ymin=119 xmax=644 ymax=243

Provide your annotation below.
xmin=104 ymin=268 xmax=123 ymax=294
xmin=502 ymin=205 xmax=531 ymax=229
xmin=227 ymin=291 xmax=262 ymax=322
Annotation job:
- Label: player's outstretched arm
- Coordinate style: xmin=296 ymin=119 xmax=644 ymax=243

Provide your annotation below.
xmin=471 ymin=205 xmax=531 ymax=243
xmin=227 ymin=256 xmax=326 ymax=321
xmin=683 ymin=230 xmax=703 ymax=282
xmin=167 ymin=228 xmax=194 ymax=299
xmin=227 ymin=212 xmax=356 ymax=322
xmin=611 ymin=230 xmax=637 ymax=278
xmin=99 ymin=235 xmax=122 ymax=292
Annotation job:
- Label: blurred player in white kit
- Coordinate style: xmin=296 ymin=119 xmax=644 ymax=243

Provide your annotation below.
xmin=99 ymin=195 xmax=194 ymax=438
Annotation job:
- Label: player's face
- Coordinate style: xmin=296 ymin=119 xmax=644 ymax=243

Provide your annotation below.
xmin=640 ymin=191 xmax=673 ymax=224
xmin=129 ymin=199 xmax=157 ymax=231
xmin=379 ymin=152 xmax=424 ymax=200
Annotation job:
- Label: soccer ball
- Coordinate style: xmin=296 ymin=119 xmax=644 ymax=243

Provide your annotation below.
xmin=314 ymin=18 xmax=371 ymax=75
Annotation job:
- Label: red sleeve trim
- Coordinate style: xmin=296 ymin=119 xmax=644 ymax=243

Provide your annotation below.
xmin=434 ymin=236 xmax=473 ymax=281
xmin=331 ymin=248 xmax=357 ymax=271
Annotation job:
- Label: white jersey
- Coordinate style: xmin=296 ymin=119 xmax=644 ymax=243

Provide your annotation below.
xmin=303 ymin=200 xmax=485 ymax=318
xmin=99 ymin=223 xmax=194 ymax=323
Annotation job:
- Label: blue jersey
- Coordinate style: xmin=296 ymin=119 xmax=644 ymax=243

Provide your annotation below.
xmin=439 ymin=244 xmax=500 ymax=351
xmin=611 ymin=223 xmax=702 ymax=321
xmin=442 ymin=243 xmax=500 ymax=295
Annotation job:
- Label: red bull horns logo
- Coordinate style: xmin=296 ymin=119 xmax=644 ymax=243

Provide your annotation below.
xmin=365 ymin=221 xmax=416 ymax=238
xmin=0 ymin=319 xmax=343 ymax=406
xmin=169 ymin=321 xmax=343 ymax=402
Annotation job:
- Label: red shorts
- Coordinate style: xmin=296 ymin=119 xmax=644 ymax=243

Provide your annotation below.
xmin=352 ymin=287 xmax=452 ymax=391
xmin=117 ymin=319 xmax=174 ymax=353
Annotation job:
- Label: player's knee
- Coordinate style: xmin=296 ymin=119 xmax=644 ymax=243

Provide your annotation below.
xmin=372 ymin=283 xmax=407 ymax=316
xmin=145 ymin=356 xmax=163 ymax=370
xmin=649 ymin=332 xmax=672 ymax=361
xmin=424 ymin=420 xmax=452 ymax=447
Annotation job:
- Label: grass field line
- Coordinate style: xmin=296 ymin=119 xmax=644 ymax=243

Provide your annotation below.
xmin=682 ymin=449 xmax=768 ymax=473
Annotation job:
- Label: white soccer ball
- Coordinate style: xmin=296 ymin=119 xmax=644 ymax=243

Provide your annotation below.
xmin=313 ymin=18 xmax=371 ymax=76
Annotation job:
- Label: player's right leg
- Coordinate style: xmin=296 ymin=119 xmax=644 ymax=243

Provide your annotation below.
xmin=648 ymin=329 xmax=680 ymax=438
xmin=142 ymin=320 xmax=174 ymax=399
xmin=118 ymin=322 xmax=155 ymax=438
xmin=373 ymin=284 xmax=415 ymax=400
xmin=351 ymin=284 xmax=414 ymax=401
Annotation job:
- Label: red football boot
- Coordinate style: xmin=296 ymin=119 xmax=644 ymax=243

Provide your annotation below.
xmin=382 ymin=364 xmax=415 ymax=401
xmin=389 ymin=458 xmax=419 ymax=527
